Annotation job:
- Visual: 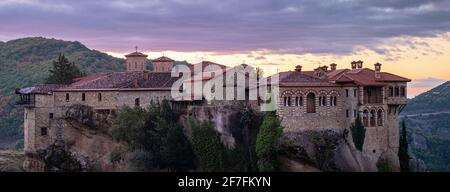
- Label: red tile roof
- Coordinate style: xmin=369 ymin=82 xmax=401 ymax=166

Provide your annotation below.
xmin=56 ymin=71 xmax=181 ymax=91
xmin=267 ymin=67 xmax=410 ymax=87
xmin=152 ymin=56 xmax=175 ymax=62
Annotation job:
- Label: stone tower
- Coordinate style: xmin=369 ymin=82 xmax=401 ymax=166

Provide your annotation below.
xmin=152 ymin=56 xmax=175 ymax=72
xmin=125 ymin=48 xmax=148 ymax=71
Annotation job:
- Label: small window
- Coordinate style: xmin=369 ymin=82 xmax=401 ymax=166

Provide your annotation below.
xmin=354 ymin=89 xmax=357 ymax=97
xmin=82 ymin=93 xmax=86 ymax=101
xmin=345 ymin=89 xmax=349 ymax=97
xmin=287 ymin=97 xmax=291 ymax=106
xmin=49 ymin=113 xmax=54 ymax=119
xmin=395 ymin=87 xmax=400 ymax=97
xmin=295 ymin=97 xmax=299 ymax=106
xmin=354 ymin=110 xmax=357 ymax=117
xmin=346 ymin=110 xmax=349 ymax=118
xmin=41 ymin=127 xmax=48 ymax=136
xmin=98 ymin=93 xmax=102 ymax=102
xmin=389 ymin=87 xmax=394 ymax=97
xmin=135 ymin=98 xmax=140 ymax=107
xmin=299 ymin=96 xmax=303 ymax=106
xmin=400 ymin=87 xmax=406 ymax=97
xmin=65 ymin=93 xmax=70 ymax=102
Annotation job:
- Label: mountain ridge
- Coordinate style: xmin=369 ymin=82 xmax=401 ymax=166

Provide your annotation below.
xmin=0 ymin=37 xmax=127 ymax=142
xmin=401 ymin=81 xmax=450 ymax=171
xmin=402 ymin=81 xmax=450 ymax=115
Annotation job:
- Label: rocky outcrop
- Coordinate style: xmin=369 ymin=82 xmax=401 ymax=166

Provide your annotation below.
xmin=0 ymin=150 xmax=25 ymax=172
xmin=65 ymin=104 xmax=114 ymax=133
xmin=37 ymin=141 xmax=96 ymax=172
xmin=282 ymin=129 xmax=378 ymax=172
xmin=187 ymin=104 xmax=250 ymax=148
xmin=24 ymin=105 xmax=126 ymax=172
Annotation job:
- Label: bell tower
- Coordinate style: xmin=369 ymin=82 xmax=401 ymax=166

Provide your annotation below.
xmin=125 ymin=46 xmax=148 ymax=71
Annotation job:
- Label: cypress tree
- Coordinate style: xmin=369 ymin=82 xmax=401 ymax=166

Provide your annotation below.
xmin=399 ymin=121 xmax=410 ymax=172
xmin=46 ymin=54 xmax=85 ymax=84
xmin=351 ymin=115 xmax=366 ymax=151
xmin=256 ymin=111 xmax=283 ymax=172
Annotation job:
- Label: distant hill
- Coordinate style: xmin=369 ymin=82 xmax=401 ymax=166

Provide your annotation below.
xmin=0 ymin=37 xmax=128 ymax=142
xmin=402 ymin=81 xmax=450 ymax=115
xmin=401 ymin=81 xmax=450 ymax=171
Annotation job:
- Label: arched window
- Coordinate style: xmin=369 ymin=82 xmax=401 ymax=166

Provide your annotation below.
xmin=299 ymin=96 xmax=303 ymax=106
xmin=363 ymin=110 xmax=369 ymax=127
xmin=319 ymin=96 xmax=326 ymax=106
xmin=307 ymin=93 xmax=316 ymax=113
xmin=377 ymin=109 xmax=383 ymax=126
xmin=295 ymin=96 xmax=299 ymax=106
xmin=330 ymin=96 xmax=337 ymax=106
xmin=370 ymin=109 xmax=376 ymax=127
xmin=283 ymin=96 xmax=292 ymax=106
xmin=98 ymin=93 xmax=102 ymax=102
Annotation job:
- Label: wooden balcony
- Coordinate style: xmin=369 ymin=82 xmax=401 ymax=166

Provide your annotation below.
xmin=16 ymin=94 xmax=35 ymax=108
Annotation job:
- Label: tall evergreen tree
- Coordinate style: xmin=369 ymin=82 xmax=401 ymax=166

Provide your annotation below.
xmin=256 ymin=111 xmax=283 ymax=172
xmin=350 ymin=115 xmax=366 ymax=151
xmin=46 ymin=54 xmax=85 ymax=84
xmin=399 ymin=121 xmax=410 ymax=172
xmin=190 ymin=120 xmax=226 ymax=172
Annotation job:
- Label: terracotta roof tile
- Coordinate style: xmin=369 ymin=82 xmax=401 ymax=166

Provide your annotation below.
xmin=269 ymin=67 xmax=410 ymax=87
xmin=58 ymin=72 xmax=181 ymax=91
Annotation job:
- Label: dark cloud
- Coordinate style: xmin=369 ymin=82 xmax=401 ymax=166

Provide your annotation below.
xmin=0 ymin=0 xmax=449 ymax=54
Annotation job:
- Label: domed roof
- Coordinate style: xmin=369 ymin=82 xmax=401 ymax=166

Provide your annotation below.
xmin=152 ymin=56 xmax=175 ymax=62
xmin=125 ymin=51 xmax=148 ymax=57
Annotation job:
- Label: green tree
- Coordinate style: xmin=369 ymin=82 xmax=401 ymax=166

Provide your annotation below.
xmin=46 ymin=54 xmax=85 ymax=84
xmin=256 ymin=111 xmax=283 ymax=172
xmin=111 ymin=106 xmax=149 ymax=150
xmin=350 ymin=116 xmax=366 ymax=151
xmin=399 ymin=121 xmax=410 ymax=172
xmin=190 ymin=119 xmax=225 ymax=172
xmin=111 ymin=100 xmax=195 ymax=172
xmin=160 ymin=119 xmax=196 ymax=172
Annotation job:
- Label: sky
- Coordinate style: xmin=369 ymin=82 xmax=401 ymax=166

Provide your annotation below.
xmin=1 ymin=0 xmax=450 ymax=97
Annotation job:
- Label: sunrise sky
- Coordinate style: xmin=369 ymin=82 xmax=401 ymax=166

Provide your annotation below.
xmin=1 ymin=0 xmax=449 ymax=97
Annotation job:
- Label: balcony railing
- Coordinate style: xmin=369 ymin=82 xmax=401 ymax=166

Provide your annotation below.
xmin=16 ymin=94 xmax=35 ymax=107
